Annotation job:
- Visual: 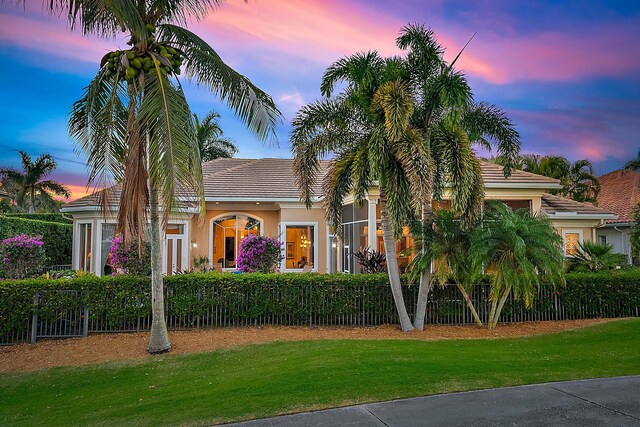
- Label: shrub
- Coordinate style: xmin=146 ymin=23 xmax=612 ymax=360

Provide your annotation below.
xmin=108 ymin=236 xmax=152 ymax=276
xmin=569 ymin=241 xmax=627 ymax=272
xmin=351 ymin=247 xmax=387 ymax=273
xmin=0 ymin=234 xmax=47 ymax=279
xmin=3 ymin=213 xmax=72 ymax=224
xmin=236 ymin=235 xmax=283 ymax=273
xmin=0 ymin=215 xmax=72 ymax=267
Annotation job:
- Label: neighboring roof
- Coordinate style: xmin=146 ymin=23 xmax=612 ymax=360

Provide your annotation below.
xmin=596 ymin=169 xmax=640 ymax=224
xmin=541 ymin=193 xmax=617 ymax=220
xmin=480 ymin=162 xmax=562 ymax=188
xmin=63 ymin=158 xmax=564 ymax=212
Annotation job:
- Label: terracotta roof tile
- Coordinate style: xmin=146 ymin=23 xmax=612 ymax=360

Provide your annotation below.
xmin=596 ymin=169 xmax=640 ymax=224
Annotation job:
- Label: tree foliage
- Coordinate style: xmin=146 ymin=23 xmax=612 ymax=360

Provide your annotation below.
xmin=0 ymin=151 xmax=70 ymax=214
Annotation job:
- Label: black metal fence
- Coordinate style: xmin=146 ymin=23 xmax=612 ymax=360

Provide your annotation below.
xmin=2 ymin=281 xmax=638 ymax=345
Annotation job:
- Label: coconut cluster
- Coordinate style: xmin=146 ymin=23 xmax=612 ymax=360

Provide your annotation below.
xmin=101 ymin=24 xmax=183 ymax=83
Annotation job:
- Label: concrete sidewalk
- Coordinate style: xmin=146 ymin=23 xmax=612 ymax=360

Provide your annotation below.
xmin=225 ymin=375 xmax=640 ymax=426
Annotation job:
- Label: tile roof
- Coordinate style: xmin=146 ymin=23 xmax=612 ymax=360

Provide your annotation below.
xmin=541 ymin=193 xmax=616 ymax=218
xmin=479 ymin=162 xmax=561 ymax=187
xmin=596 ymin=169 xmax=640 ymax=224
xmin=63 ymin=158 xmax=563 ymax=210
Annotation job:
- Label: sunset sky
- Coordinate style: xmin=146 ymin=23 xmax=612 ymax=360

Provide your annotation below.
xmin=0 ymin=0 xmax=639 ymax=200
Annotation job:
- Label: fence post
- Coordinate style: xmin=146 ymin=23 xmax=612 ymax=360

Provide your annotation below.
xmin=83 ymin=304 xmax=89 ymax=337
xmin=30 ymin=292 xmax=39 ymax=344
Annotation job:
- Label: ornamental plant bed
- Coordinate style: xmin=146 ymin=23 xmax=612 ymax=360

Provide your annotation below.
xmin=0 ymin=318 xmax=612 ymax=373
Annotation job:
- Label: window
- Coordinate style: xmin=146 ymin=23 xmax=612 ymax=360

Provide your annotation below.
xmin=563 ymin=230 xmax=583 ymax=257
xmin=283 ymin=223 xmax=317 ymax=271
xmin=100 ymin=223 xmax=115 ymax=276
xmin=599 ymin=235 xmax=607 ymax=245
xmin=341 ymin=203 xmax=369 ymax=273
xmin=78 ymin=223 xmax=92 ymax=272
xmin=211 ymin=214 xmax=261 ymax=269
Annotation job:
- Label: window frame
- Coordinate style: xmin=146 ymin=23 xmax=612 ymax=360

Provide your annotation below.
xmin=280 ymin=221 xmax=319 ymax=273
xmin=75 ymin=220 xmax=93 ymax=273
xmin=209 ymin=213 xmax=264 ymax=271
xmin=562 ymin=229 xmax=584 ymax=258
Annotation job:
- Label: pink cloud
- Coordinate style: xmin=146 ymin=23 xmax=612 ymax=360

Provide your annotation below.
xmin=0 ymin=13 xmax=117 ymax=64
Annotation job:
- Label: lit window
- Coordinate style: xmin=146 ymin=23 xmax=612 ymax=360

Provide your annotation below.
xmin=284 ymin=225 xmax=315 ymax=270
xmin=563 ymin=231 xmax=582 ymax=257
xmin=78 ymin=223 xmax=92 ymax=272
xmin=212 ymin=215 xmax=260 ymax=269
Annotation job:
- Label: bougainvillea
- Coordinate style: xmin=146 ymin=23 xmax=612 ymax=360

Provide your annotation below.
xmin=236 ymin=235 xmax=283 ymax=273
xmin=108 ymin=235 xmax=152 ymax=276
xmin=0 ymin=234 xmax=47 ymax=279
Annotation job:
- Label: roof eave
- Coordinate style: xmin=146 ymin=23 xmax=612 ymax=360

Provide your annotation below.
xmin=486 ymin=182 xmax=563 ymax=189
xmin=544 ymin=212 xmax=618 ymax=220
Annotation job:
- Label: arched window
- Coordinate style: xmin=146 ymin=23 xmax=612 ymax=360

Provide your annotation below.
xmin=211 ymin=214 xmax=261 ymax=269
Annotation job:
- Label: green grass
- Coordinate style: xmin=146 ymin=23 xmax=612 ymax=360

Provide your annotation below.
xmin=2 ymin=319 xmax=640 ymax=426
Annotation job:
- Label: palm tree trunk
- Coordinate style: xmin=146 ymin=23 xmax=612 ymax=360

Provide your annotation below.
xmin=379 ymin=192 xmax=414 ymax=332
xmin=28 ymin=189 xmax=35 ymax=214
xmin=457 ymin=284 xmax=483 ymax=327
xmin=414 ymin=204 xmax=433 ymax=330
xmin=489 ymin=287 xmax=511 ymax=329
xmin=147 ymin=181 xmax=171 ymax=354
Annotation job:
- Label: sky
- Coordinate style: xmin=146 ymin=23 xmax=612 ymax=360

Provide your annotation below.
xmin=0 ymin=0 xmax=639 ymax=200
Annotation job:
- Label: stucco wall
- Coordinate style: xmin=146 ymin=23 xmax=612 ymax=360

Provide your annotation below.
xmin=597 ymin=225 xmax=632 ymax=262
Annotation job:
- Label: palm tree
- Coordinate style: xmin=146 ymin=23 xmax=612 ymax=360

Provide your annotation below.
xmin=389 ymin=24 xmax=521 ymax=330
xmin=45 ymin=1 xmax=281 ymax=353
xmin=194 ymin=111 xmax=239 ymax=161
xmin=624 ymin=149 xmax=640 ymax=171
xmin=471 ymin=201 xmax=565 ymax=329
xmin=569 ymin=241 xmax=626 ymax=272
xmin=0 ymin=151 xmax=70 ymax=214
xmin=521 ymin=155 xmax=599 ymax=203
xmin=291 ymin=52 xmax=431 ymax=332
xmin=428 ymin=209 xmax=483 ymax=326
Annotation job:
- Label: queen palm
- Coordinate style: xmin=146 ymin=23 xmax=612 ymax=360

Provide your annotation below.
xmin=389 ymin=24 xmax=521 ymax=330
xmin=0 ymin=151 xmax=70 ymax=214
xmin=45 ymin=1 xmax=280 ymax=353
xmin=195 ymin=111 xmax=239 ymax=161
xmin=291 ymin=52 xmax=432 ymax=332
xmin=472 ymin=201 xmax=565 ymax=329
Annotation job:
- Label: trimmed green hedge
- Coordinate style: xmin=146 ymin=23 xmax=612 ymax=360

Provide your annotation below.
xmin=2 ymin=213 xmax=73 ymax=224
xmin=0 ymin=215 xmax=72 ymax=267
xmin=1 ymin=271 xmax=638 ymax=344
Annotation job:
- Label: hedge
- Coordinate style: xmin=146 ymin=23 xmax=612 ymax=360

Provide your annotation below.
xmin=0 ymin=215 xmax=72 ymax=267
xmin=2 ymin=213 xmax=73 ymax=224
xmin=1 ymin=271 xmax=639 ymax=344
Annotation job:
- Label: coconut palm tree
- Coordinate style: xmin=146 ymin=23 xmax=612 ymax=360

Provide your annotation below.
xmin=45 ymin=1 xmax=281 ymax=353
xmin=0 ymin=151 xmax=70 ymax=214
xmin=194 ymin=111 xmax=238 ymax=161
xmin=291 ymin=52 xmax=432 ymax=332
xmin=388 ymin=24 xmax=521 ymax=330
xmin=471 ymin=201 xmax=565 ymax=329
xmin=624 ymin=149 xmax=640 ymax=171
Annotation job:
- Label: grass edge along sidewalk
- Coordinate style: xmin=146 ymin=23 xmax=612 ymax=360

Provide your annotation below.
xmin=1 ymin=318 xmax=639 ymax=427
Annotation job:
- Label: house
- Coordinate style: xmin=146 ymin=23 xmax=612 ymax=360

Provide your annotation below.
xmin=61 ymin=158 xmax=617 ymax=276
xmin=595 ymin=169 xmax=640 ymax=264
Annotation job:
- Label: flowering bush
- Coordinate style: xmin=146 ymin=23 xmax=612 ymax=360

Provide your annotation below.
xmin=0 ymin=234 xmax=47 ymax=279
xmin=236 ymin=235 xmax=283 ymax=273
xmin=108 ymin=235 xmax=152 ymax=276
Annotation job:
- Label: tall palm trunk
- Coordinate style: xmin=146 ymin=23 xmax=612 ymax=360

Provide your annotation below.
xmin=147 ymin=181 xmax=171 ymax=354
xmin=28 ymin=189 xmax=35 ymax=214
xmin=458 ymin=285 xmax=483 ymax=327
xmin=379 ymin=192 xmax=414 ymax=332
xmin=414 ymin=203 xmax=433 ymax=330
xmin=488 ymin=287 xmax=510 ymax=330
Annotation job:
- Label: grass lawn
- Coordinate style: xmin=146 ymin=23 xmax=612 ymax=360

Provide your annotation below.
xmin=1 ymin=319 xmax=639 ymax=426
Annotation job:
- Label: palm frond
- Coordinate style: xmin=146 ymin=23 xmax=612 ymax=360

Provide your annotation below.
xmin=159 ymin=24 xmax=282 ymax=143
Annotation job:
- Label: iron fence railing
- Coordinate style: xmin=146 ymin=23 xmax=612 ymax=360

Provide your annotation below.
xmin=1 ymin=283 xmax=638 ymax=345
